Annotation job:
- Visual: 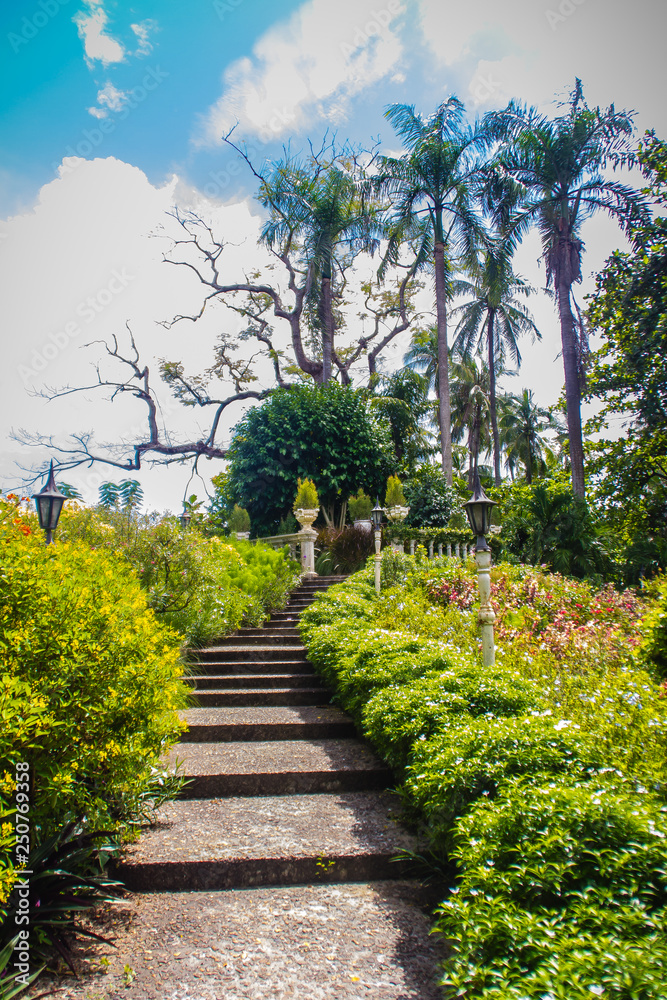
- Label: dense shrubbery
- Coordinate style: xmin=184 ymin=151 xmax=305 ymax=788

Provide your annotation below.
xmin=57 ymin=504 xmax=300 ymax=647
xmin=299 ymin=556 xmax=667 ymax=997
xmin=0 ymin=496 xmax=187 ymax=937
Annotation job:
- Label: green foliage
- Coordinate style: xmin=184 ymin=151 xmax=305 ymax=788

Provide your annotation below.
xmin=57 ymin=504 xmax=300 ymax=647
xmin=98 ymin=479 xmax=144 ymax=511
xmin=585 ymin=132 xmax=667 ymax=582
xmin=368 ymin=369 xmax=435 ymax=474
xmin=293 ymin=477 xmax=319 ymax=512
xmin=403 ymin=464 xmax=457 ymax=527
xmin=385 ymin=474 xmax=406 ymax=507
xmin=639 ymin=575 xmax=667 ymax=679
xmin=496 ymin=477 xmax=610 ymax=578
xmin=225 ymin=383 xmax=394 ymax=534
xmin=298 ymin=556 xmax=667 ymax=996
xmin=347 ymin=488 xmax=372 ymax=521
xmin=228 ymin=504 xmax=251 ymax=533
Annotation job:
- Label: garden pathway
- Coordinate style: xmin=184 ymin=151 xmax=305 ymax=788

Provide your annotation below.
xmin=36 ymin=576 xmax=445 ymax=999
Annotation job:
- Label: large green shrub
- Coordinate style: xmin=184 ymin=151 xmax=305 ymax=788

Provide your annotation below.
xmin=0 ymin=497 xmax=187 ymax=926
xmin=225 ymin=383 xmax=394 ymax=534
xmin=403 ymin=464 xmax=457 ymax=527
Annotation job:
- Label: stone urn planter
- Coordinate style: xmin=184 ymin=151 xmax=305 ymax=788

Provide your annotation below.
xmin=387 ymin=505 xmax=410 ymax=523
xmin=353 ymin=519 xmax=372 ymax=533
xmin=294 ymin=508 xmax=318 ymax=530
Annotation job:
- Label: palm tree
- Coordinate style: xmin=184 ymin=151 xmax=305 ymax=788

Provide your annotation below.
xmin=449 ymin=353 xmax=492 ymax=487
xmin=260 ymin=152 xmax=379 ymax=383
xmin=499 ymin=389 xmax=553 ymax=484
xmin=452 ymin=250 xmax=541 ymax=486
xmin=486 ymin=80 xmax=650 ymax=496
xmin=368 ymin=369 xmax=436 ymax=474
xmin=376 ymin=98 xmax=489 ymax=483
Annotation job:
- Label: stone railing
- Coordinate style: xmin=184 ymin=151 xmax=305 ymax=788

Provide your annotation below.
xmin=250 ymin=531 xmax=318 ymax=576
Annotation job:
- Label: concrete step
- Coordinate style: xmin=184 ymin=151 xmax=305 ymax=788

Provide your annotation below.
xmin=214 ymin=633 xmax=305 ymax=646
xmin=180 ymin=706 xmax=356 ymax=742
xmin=193 ymin=688 xmax=329 ymax=708
xmin=192 ymin=646 xmax=309 ymax=662
xmin=170 ymin=740 xmax=391 ymax=798
xmin=186 ymin=673 xmax=319 ymax=690
xmin=188 ymin=659 xmax=313 ymax=676
xmin=117 ymin=791 xmax=414 ymax=891
xmin=230 ymin=622 xmax=301 ymax=643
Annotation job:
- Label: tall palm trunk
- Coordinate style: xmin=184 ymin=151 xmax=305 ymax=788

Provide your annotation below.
xmin=557 ymin=276 xmax=585 ymax=498
xmin=487 ymin=308 xmax=502 ymax=486
xmin=320 ymin=261 xmax=334 ymax=384
xmin=434 ymin=240 xmax=453 ymax=485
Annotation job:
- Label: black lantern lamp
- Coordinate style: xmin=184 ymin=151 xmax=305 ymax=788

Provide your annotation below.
xmin=180 ymin=511 xmax=192 ymax=530
xmin=465 ymin=477 xmax=498 ymax=551
xmin=32 ymin=461 xmax=66 ymax=545
xmin=371 ymin=499 xmax=384 ymax=532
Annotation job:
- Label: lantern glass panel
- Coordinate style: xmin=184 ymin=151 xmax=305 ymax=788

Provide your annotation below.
xmin=48 ymin=497 xmax=65 ymax=530
xmin=371 ymin=503 xmax=383 ymax=530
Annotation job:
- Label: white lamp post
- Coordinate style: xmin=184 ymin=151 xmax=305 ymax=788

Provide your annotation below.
xmin=32 ymin=461 xmax=66 ymax=545
xmin=371 ymin=499 xmax=384 ymax=595
xmin=465 ymin=477 xmax=498 ymax=667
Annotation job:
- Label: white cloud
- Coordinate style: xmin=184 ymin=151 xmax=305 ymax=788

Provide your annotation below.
xmin=74 ymin=0 xmax=125 ymax=67
xmin=88 ymin=80 xmax=129 ymax=118
xmin=131 ymin=19 xmax=156 ymax=56
xmin=0 ymin=158 xmax=267 ymax=509
xmin=196 ymin=0 xmax=405 ymax=147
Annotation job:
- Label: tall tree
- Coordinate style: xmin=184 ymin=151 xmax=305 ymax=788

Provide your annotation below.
xmin=368 ymin=368 xmax=436 ymax=475
xmin=585 ymin=132 xmax=667 ymax=559
xmin=376 ymin=98 xmax=488 ymax=484
xmin=452 ymin=249 xmax=540 ymax=485
xmin=499 ymin=389 xmax=553 ymax=484
xmin=449 ymin=353 xmax=492 ymax=487
xmin=486 ymin=80 xmax=649 ymax=497
xmin=258 ymin=148 xmax=380 ymax=383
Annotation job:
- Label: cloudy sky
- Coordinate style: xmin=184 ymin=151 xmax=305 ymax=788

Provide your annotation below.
xmin=1 ymin=0 xmax=666 ymax=511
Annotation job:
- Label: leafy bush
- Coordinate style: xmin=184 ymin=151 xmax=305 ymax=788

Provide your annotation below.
xmin=385 ymin=474 xmax=407 ymax=507
xmin=403 ymin=464 xmax=457 ymax=527
xmin=228 ymin=504 xmax=251 ymax=533
xmin=639 ymin=574 xmax=667 ymax=679
xmin=293 ymin=477 xmax=319 ymax=511
xmin=348 ymin=488 xmax=373 ymax=521
xmin=57 ymin=504 xmax=301 ymax=647
xmin=0 ymin=496 xmax=188 ymax=939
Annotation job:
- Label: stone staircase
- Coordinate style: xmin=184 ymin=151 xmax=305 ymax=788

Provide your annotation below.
xmin=118 ymin=575 xmax=416 ymax=893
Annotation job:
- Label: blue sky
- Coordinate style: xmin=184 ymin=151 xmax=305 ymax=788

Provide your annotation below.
xmin=1 ymin=0 xmax=666 ymax=509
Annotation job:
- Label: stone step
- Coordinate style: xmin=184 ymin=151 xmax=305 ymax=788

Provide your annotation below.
xmin=116 ymin=791 xmax=414 ymax=892
xmin=185 ymin=673 xmax=319 ymax=690
xmin=239 ymin=626 xmax=301 ymax=634
xmin=192 ymin=646 xmax=309 ymax=662
xmin=180 ymin=706 xmax=356 ymax=742
xmin=193 ymin=688 xmax=329 ymax=708
xmin=170 ymin=740 xmax=391 ymax=798
xmin=214 ymin=632 xmax=305 ymax=646
xmin=188 ymin=659 xmax=313 ymax=675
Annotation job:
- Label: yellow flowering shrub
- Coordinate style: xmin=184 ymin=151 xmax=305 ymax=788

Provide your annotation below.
xmin=0 ymin=497 xmax=188 ymax=915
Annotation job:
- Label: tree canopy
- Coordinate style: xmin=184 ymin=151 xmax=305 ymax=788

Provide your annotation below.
xmin=585 ymin=132 xmax=667 ymax=572
xmin=224 ymin=382 xmax=395 ymax=534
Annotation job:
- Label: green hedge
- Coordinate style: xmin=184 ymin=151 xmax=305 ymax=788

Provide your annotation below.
xmin=299 ymin=558 xmax=667 ymax=997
